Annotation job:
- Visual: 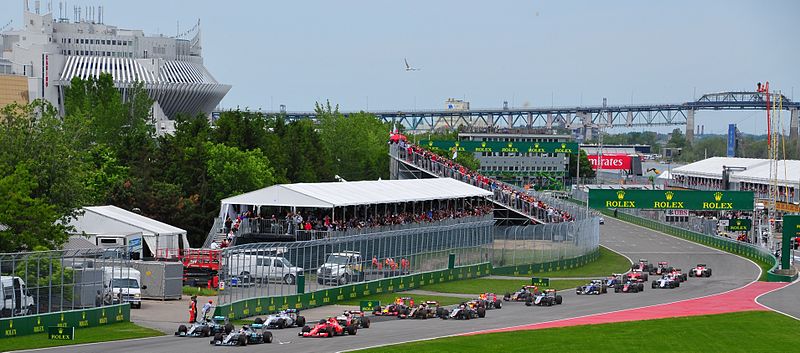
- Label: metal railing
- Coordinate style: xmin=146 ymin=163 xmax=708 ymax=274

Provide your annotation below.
xmin=0 ymin=247 xmax=133 ymax=318
xmin=217 ymin=217 xmax=494 ymax=305
xmin=491 ymin=217 xmax=599 ymax=269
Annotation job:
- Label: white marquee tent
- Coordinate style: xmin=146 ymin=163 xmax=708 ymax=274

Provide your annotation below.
xmin=218 ymin=178 xmax=493 ymax=218
xmin=68 ymin=205 xmax=189 ymax=257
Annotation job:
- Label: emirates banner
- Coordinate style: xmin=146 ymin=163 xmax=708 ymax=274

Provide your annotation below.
xmin=586 ymin=154 xmax=631 ymax=170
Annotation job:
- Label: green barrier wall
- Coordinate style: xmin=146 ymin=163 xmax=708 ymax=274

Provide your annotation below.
xmin=601 ymin=209 xmax=797 ymax=282
xmin=491 ymin=248 xmax=600 ymax=276
xmin=214 ymin=263 xmax=491 ymax=320
xmin=0 ymin=304 xmax=130 ymax=339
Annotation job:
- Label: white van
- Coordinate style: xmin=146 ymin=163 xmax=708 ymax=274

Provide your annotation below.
xmin=102 ymin=267 xmax=145 ymax=308
xmin=1 ymin=276 xmax=35 ymax=318
xmin=227 ymin=255 xmax=303 ymax=285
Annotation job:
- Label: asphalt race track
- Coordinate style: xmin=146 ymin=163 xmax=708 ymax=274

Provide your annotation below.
xmin=22 ymin=217 xmax=762 ymax=353
xmin=757 ymin=277 xmax=800 ymax=320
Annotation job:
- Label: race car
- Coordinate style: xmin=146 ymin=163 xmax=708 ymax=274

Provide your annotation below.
xmin=631 ymin=259 xmax=653 ymax=272
xmin=175 ymin=316 xmax=233 ymax=338
xmin=255 ymin=308 xmax=306 ymax=329
xmin=503 ymin=285 xmax=539 ymax=302
xmin=405 ymin=301 xmax=447 ymax=320
xmin=614 ymin=279 xmax=645 ymax=293
xmin=443 ymin=301 xmax=486 ymax=320
xmin=526 ymin=289 xmax=563 ymax=306
xmin=627 ymin=269 xmax=649 ymax=282
xmin=606 ymin=274 xmax=625 ymax=288
xmin=668 ymin=268 xmax=688 ymax=282
xmin=474 ymin=292 xmax=502 ymax=309
xmin=576 ymin=279 xmax=608 ymax=295
xmin=210 ymin=323 xmax=272 ymax=346
xmin=373 ymin=296 xmax=414 ymax=317
xmin=650 ymin=261 xmax=673 ymax=276
xmin=689 ymin=264 xmax=712 ymax=277
xmin=651 ymin=275 xmax=680 ymax=289
xmin=336 ymin=310 xmax=371 ymax=328
xmin=299 ymin=317 xmax=358 ymax=338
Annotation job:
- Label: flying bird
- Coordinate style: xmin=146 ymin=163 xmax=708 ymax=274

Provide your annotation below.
xmin=404 ymin=58 xmax=419 ymax=71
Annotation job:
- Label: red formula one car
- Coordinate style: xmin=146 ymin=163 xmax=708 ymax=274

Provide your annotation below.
xmin=298 ymin=317 xmax=357 ymax=338
xmin=668 ymin=268 xmax=688 ymax=282
xmin=689 ymin=264 xmax=712 ymax=277
xmin=373 ymin=297 xmax=414 ymax=317
xmin=627 ymin=269 xmax=649 ymax=282
xmin=475 ymin=293 xmax=502 ymax=309
xmin=631 ymin=259 xmax=654 ymax=272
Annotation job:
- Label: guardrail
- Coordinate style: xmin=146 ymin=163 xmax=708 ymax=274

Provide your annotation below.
xmin=212 ymin=262 xmax=491 ymax=320
xmin=0 ymin=303 xmax=130 ymax=338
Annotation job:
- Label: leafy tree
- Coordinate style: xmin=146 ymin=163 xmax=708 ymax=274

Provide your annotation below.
xmin=282 ymin=120 xmax=333 ymax=182
xmin=0 ymin=165 xmax=69 ymax=252
xmin=317 ymin=101 xmax=390 ymax=181
xmin=667 ymin=128 xmax=688 ymax=149
xmin=569 ymin=150 xmax=596 ymax=178
xmin=212 ymin=109 xmax=270 ymax=151
xmin=205 ymin=142 xmax=276 ymax=200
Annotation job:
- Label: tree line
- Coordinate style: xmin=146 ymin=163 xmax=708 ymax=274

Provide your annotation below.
xmin=0 ymin=73 xmax=391 ymax=251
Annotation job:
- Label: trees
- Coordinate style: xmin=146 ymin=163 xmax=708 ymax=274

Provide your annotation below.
xmin=204 ymin=142 xmax=276 ymax=201
xmin=569 ymin=150 xmax=596 ymax=178
xmin=317 ymin=101 xmax=390 ymax=181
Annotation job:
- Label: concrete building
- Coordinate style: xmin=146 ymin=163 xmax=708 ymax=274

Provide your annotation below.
xmin=459 ymin=132 xmax=572 ymax=188
xmin=1 ymin=2 xmax=230 ymax=134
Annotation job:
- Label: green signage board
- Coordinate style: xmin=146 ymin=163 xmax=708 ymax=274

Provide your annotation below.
xmin=781 ymin=215 xmax=800 ymax=270
xmin=48 ymin=326 xmax=74 ymax=340
xmin=531 ymin=277 xmax=550 ymax=287
xmin=725 ymin=218 xmax=752 ymax=231
xmin=420 ymin=140 xmax=579 ymax=154
xmin=588 ymin=189 xmax=754 ymax=211
xmin=359 ymin=300 xmax=380 ymax=312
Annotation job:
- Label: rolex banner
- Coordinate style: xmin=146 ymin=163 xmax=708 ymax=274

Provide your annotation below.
xmin=588 ymin=189 xmax=754 ymax=211
xmin=420 ymin=140 xmax=579 ymax=154
xmin=725 ymin=218 xmax=752 ymax=231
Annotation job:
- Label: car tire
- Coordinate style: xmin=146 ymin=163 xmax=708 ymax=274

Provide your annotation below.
xmin=362 ymin=317 xmax=370 ymax=328
xmin=326 ymin=327 xmax=334 ymax=338
xmin=237 ymin=334 xmax=247 ymax=346
xmin=556 ymin=295 xmax=563 ymax=305
xmin=284 ymin=274 xmax=295 ymax=285
xmin=651 ymin=281 xmax=657 ymax=289
xmin=615 ymin=287 xmax=621 ymax=293
xmin=264 ymin=331 xmax=273 ymax=343
xmin=347 ymin=325 xmax=358 ymax=335
xmin=301 ymin=325 xmax=311 ymax=333
xmin=689 ymin=271 xmax=695 ymax=277
xmin=278 ymin=319 xmax=286 ymax=329
xmin=202 ymin=326 xmax=211 ymax=337
xmin=213 ymin=332 xmax=223 ymax=343
xmin=340 ymin=274 xmax=350 ymax=286
xmin=224 ymin=323 xmax=234 ymax=334
xmin=495 ymin=301 xmax=502 ymax=309
xmin=632 ymin=287 xmax=638 ymax=293
xmin=477 ymin=307 xmax=486 ymax=318
xmin=296 ymin=316 xmax=306 ymax=327
xmin=254 ymin=317 xmax=264 ymax=324
xmin=707 ymin=270 xmax=712 ymax=277
xmin=525 ymin=298 xmax=532 ymax=306
xmin=177 ymin=324 xmax=188 ymax=335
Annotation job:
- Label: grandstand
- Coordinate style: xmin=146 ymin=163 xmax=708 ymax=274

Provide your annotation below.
xmin=203 ymin=178 xmax=493 ymax=247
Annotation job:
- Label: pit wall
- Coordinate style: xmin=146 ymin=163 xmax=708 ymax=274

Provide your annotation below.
xmin=213 ymin=263 xmax=491 ymax=320
xmin=0 ymin=304 xmax=130 ymax=338
xmin=490 ymin=248 xmax=600 ymax=276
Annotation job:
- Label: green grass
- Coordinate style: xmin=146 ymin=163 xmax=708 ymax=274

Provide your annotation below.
xmin=418 ymin=278 xmax=588 ymax=295
xmin=182 ymin=285 xmax=218 ymax=297
xmin=357 ymin=311 xmax=800 ymax=353
xmin=1 ymin=322 xmax=163 ymax=352
xmin=337 ymin=292 xmax=469 ymax=307
xmin=500 ymin=246 xmax=631 ymax=278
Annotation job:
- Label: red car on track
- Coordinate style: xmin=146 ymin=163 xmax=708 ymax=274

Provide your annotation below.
xmin=627 ymin=269 xmax=649 ymax=282
xmin=689 ymin=264 xmax=712 ymax=277
xmin=298 ymin=317 xmax=357 ymax=338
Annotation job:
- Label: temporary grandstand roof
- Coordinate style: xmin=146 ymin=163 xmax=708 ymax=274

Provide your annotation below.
xmin=730 ymin=160 xmax=800 ymax=185
xmin=671 ymin=157 xmax=770 ymax=179
xmin=219 ymin=178 xmax=493 ymax=210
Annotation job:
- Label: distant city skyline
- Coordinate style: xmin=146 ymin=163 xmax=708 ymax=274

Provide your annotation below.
xmin=4 ymin=0 xmax=798 ymax=135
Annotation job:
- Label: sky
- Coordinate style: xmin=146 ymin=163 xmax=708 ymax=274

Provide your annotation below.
xmin=5 ymin=0 xmax=799 ymax=135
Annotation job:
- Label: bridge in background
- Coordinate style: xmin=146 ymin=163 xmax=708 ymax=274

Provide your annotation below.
xmin=256 ymin=91 xmax=799 ymax=142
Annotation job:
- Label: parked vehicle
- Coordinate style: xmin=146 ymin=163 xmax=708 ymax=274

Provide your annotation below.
xmin=226 ymin=254 xmax=303 ymax=285
xmin=102 ymin=267 xmax=145 ymax=309
xmin=317 ymin=251 xmax=364 ymax=285
xmin=0 ymin=276 xmax=35 ymax=318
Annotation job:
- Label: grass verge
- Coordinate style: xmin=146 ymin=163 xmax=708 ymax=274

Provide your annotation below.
xmin=1 ymin=322 xmax=163 ymax=352
xmin=357 ymin=311 xmax=800 ymax=353
xmin=418 ymin=278 xmax=588 ymax=295
xmin=182 ymin=285 xmax=218 ymax=297
xmin=497 ymin=246 xmax=630 ymax=278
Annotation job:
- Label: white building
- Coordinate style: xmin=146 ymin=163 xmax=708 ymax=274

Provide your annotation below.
xmin=1 ymin=2 xmax=231 ymax=134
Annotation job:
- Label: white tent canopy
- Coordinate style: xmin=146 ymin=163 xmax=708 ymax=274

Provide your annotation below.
xmin=671 ymin=157 xmax=770 ymax=179
xmin=67 ymin=205 xmax=189 ymax=255
xmin=730 ymin=160 xmax=800 ymax=186
xmin=657 ymin=170 xmax=673 ymax=180
xmin=219 ymin=178 xmax=493 ymax=216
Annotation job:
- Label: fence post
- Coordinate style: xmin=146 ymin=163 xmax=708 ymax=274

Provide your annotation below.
xmin=296 ymin=273 xmax=305 ymax=294
xmin=448 ymin=253 xmax=455 ymax=269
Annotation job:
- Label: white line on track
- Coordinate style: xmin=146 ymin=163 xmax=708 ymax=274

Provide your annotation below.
xmin=753 ymin=278 xmax=800 ymax=321
xmin=6 ymin=335 xmax=168 ymax=353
